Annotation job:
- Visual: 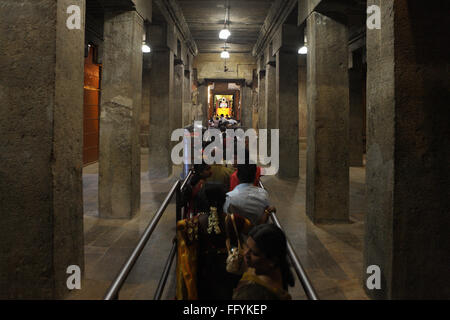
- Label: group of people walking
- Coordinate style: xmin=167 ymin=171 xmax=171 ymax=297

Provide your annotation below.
xmin=209 ymin=114 xmax=239 ymax=129
xmin=176 ymin=145 xmax=295 ymax=300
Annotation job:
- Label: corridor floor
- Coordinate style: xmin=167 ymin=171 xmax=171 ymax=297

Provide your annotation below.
xmin=68 ymin=149 xmax=369 ymax=300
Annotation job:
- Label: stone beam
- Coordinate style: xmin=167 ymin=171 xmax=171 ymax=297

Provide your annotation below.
xmin=132 ymin=0 xmax=152 ymax=22
xmin=98 ymin=0 xmax=135 ymax=11
xmin=298 ymin=0 xmax=367 ymax=26
xmin=153 ymin=0 xmax=198 ymax=56
xmin=252 ymin=0 xmax=297 ymax=57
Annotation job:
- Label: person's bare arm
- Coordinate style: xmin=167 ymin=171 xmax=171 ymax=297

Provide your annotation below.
xmin=258 ymin=206 xmax=276 ymax=224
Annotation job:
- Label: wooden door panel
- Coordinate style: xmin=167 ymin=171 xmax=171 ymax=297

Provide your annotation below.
xmin=84 ymin=63 xmax=100 ymax=88
xmin=84 ymin=90 xmax=99 ymax=105
xmin=83 ymin=147 xmax=99 ymax=165
xmin=83 ymin=46 xmax=101 ymax=165
xmin=84 ymin=104 xmax=99 ymax=120
xmin=84 ymin=118 xmax=99 ymax=134
xmin=84 ymin=132 xmax=99 ymax=149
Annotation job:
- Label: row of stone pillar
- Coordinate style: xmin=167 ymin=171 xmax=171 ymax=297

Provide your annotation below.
xmin=257 ymin=26 xmax=300 ymax=179
xmin=256 ymin=15 xmax=357 ymax=223
xmin=303 ymin=2 xmax=449 ymax=298
xmin=256 ymin=1 xmax=449 ymax=299
xmin=0 ymin=2 xmax=192 ymax=297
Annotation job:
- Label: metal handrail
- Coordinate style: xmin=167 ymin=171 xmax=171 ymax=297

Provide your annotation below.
xmin=104 ymin=179 xmax=181 ymax=300
xmin=153 ymin=170 xmax=193 ymax=299
xmin=103 ymin=169 xmax=318 ymax=300
xmin=180 ymin=170 xmax=193 ymax=192
xmin=259 ymin=179 xmax=319 ymax=300
xmin=154 ymin=237 xmax=178 ymax=300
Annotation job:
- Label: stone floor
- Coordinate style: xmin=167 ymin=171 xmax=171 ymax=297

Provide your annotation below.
xmin=68 ymin=149 xmax=369 ymax=300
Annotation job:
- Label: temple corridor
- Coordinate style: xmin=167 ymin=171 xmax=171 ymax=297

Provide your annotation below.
xmin=69 ymin=151 xmax=368 ymax=300
xmin=1 ymin=0 xmax=449 ymax=301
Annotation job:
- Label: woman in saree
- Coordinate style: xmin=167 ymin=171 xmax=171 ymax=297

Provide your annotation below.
xmin=233 ymin=224 xmax=294 ymax=300
xmin=176 ymin=184 xmax=252 ymax=300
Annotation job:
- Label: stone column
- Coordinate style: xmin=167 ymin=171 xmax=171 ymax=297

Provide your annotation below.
xmin=173 ymin=61 xmax=184 ymax=132
xmin=276 ymin=25 xmax=299 ymax=178
xmin=197 ymin=82 xmax=208 ymax=125
xmin=298 ymin=55 xmax=307 ymax=152
xmin=258 ymin=71 xmax=266 ymax=129
xmin=0 ymin=0 xmax=85 ymax=299
xmin=306 ymin=12 xmax=349 ymax=223
xmin=349 ymin=50 xmax=365 ymax=166
xmin=241 ymin=84 xmax=253 ymax=129
xmin=251 ymin=85 xmax=259 ymax=130
xmin=365 ymin=0 xmax=450 ymax=299
xmin=141 ymin=54 xmax=151 ymax=148
xmin=148 ymin=49 xmax=174 ymax=178
xmin=265 ymin=60 xmax=278 ymax=131
xmin=99 ymin=10 xmax=143 ymax=219
xmin=265 ymin=46 xmax=277 ymax=159
xmin=183 ymin=59 xmax=193 ymax=127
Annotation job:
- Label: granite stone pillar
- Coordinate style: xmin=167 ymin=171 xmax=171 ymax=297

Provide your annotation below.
xmin=251 ymin=85 xmax=259 ymax=130
xmin=265 ymin=62 xmax=278 ymax=131
xmin=349 ymin=51 xmax=365 ymax=166
xmin=0 ymin=0 xmax=85 ymax=299
xmin=365 ymin=0 xmax=450 ymax=299
xmin=173 ymin=61 xmax=184 ymax=132
xmin=241 ymin=84 xmax=253 ymax=129
xmin=198 ymin=83 xmax=208 ymax=126
xmin=306 ymin=12 xmax=349 ymax=223
xmin=277 ymin=25 xmax=299 ymax=178
xmin=258 ymin=71 xmax=266 ymax=129
xmin=298 ymin=55 xmax=307 ymax=152
xmin=148 ymin=49 xmax=174 ymax=178
xmin=99 ymin=10 xmax=143 ymax=219
xmin=183 ymin=66 xmax=192 ymax=127
xmin=141 ymin=54 xmax=151 ymax=148
xmin=265 ymin=48 xmax=277 ymax=159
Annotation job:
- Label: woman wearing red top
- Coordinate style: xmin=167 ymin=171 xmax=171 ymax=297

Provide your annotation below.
xmin=229 ymin=166 xmax=261 ymax=191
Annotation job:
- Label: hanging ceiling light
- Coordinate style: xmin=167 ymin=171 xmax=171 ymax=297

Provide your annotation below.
xmin=219 ymin=2 xmax=231 ymax=40
xmin=142 ymin=33 xmax=151 ymax=53
xmin=142 ymin=43 xmax=151 ymax=53
xmin=298 ymin=35 xmax=307 ymax=55
xmin=219 ymin=28 xmax=231 ymax=40
xmin=298 ymin=46 xmax=307 ymax=54
xmin=221 ymin=50 xmax=230 ymax=59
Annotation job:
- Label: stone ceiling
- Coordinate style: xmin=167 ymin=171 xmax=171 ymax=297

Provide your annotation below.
xmin=86 ymin=0 xmax=135 ymax=13
xmin=177 ymin=0 xmax=273 ymax=54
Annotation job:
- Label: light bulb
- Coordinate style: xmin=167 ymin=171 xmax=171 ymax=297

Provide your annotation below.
xmin=219 ymin=29 xmax=231 ymax=40
xmin=142 ymin=44 xmax=151 ymax=53
xmin=298 ymin=46 xmax=307 ymax=55
xmin=221 ymin=50 xmax=230 ymax=59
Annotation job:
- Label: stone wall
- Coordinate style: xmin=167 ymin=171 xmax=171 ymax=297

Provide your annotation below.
xmin=194 ymin=53 xmax=256 ymax=82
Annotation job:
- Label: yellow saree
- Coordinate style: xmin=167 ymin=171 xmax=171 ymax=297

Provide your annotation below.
xmin=176 ymin=217 xmax=200 ymax=300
